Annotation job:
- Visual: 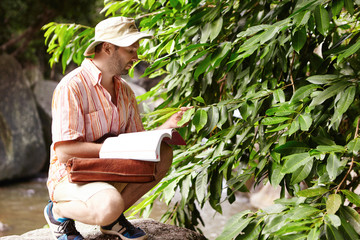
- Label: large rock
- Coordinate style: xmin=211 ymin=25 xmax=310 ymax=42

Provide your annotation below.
xmin=0 ymin=54 xmax=46 ymax=181
xmin=23 ymin=64 xmax=43 ymax=88
xmin=0 ymin=219 xmax=206 ymax=240
xmin=33 ymin=80 xmax=58 ymax=167
xmin=33 ymin=80 xmax=58 ymax=118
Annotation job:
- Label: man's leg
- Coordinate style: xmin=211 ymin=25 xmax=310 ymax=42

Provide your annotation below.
xmin=52 ymin=142 xmax=173 ymax=223
xmin=120 ymin=142 xmax=173 ymax=210
xmin=97 ymin=142 xmax=173 ymax=239
xmin=52 ymin=187 xmax=124 ymax=226
xmin=47 ymin=141 xmax=172 ymax=240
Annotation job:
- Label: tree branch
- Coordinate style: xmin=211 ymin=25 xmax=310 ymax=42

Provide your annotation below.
xmin=289 ymin=51 xmax=296 ymax=94
xmin=0 ymin=8 xmax=56 ymax=56
xmin=336 ymin=117 xmax=360 ymax=194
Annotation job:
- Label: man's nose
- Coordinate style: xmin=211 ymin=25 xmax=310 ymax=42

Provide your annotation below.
xmin=132 ymin=52 xmax=138 ymax=62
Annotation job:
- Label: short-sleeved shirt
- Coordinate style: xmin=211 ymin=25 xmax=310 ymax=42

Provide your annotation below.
xmin=47 ymin=58 xmax=144 ymax=200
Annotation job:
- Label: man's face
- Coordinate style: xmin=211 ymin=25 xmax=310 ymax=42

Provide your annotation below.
xmin=110 ymin=42 xmax=139 ymax=76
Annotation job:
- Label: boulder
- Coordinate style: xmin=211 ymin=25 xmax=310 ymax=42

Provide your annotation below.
xmin=0 ymin=219 xmax=206 ymax=240
xmin=33 ymin=80 xmax=58 ymax=118
xmin=33 ymin=80 xmax=58 ymax=166
xmin=23 ymin=64 xmax=43 ymax=88
xmin=0 ymin=54 xmax=46 ymax=181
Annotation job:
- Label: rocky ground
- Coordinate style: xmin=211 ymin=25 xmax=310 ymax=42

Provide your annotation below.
xmin=0 ymin=219 xmax=206 ymax=240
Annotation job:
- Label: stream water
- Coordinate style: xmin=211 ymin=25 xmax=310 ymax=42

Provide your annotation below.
xmin=0 ymin=175 xmax=255 ymax=240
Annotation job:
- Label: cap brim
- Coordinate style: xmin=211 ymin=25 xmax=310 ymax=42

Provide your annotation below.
xmin=84 ymin=32 xmax=153 ymax=56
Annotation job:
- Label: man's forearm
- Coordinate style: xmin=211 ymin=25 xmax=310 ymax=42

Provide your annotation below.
xmin=55 ymin=141 xmax=102 ymax=164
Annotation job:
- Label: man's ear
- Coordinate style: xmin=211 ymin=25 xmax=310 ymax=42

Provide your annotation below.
xmin=102 ymin=42 xmax=113 ymax=55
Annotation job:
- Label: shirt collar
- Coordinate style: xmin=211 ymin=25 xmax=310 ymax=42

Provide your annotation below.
xmin=81 ymin=58 xmax=102 ymax=86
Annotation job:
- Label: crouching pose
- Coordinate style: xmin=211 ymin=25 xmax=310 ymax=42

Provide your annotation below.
xmin=44 ymin=16 xmax=189 ymax=240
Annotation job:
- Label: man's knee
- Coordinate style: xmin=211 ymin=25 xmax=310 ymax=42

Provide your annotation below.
xmin=88 ymin=189 xmax=124 ymax=225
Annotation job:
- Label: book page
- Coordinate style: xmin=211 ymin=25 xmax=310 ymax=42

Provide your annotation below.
xmin=99 ymin=129 xmax=185 ymax=161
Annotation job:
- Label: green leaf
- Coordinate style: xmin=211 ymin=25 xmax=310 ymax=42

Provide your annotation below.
xmin=265 ymin=123 xmax=289 ymax=133
xmin=340 ymin=206 xmax=360 ymax=234
xmin=194 ymin=54 xmax=212 ymax=80
xmin=217 ymin=105 xmax=228 ymax=129
xmin=344 ymin=0 xmax=354 ymax=15
xmin=163 ymin=178 xmax=180 ymax=204
xmin=289 ymin=120 xmax=300 ymax=135
xmin=266 ymin=103 xmax=296 ymax=116
xmin=275 ymin=223 xmax=311 ymax=236
xmin=180 ymin=174 xmax=191 ymax=206
xmin=200 ymin=22 xmax=211 ymax=43
xmin=237 ymin=24 xmax=271 ymax=38
xmin=169 ymin=0 xmax=179 ymax=8
xmin=299 ymin=113 xmax=312 ymax=131
xmin=294 ymin=10 xmax=311 ymax=27
xmin=209 ymin=170 xmax=223 ymax=213
xmin=342 ymin=190 xmax=360 ymax=208
xmin=307 ymin=227 xmax=320 ymax=240
xmin=332 ymin=0 xmax=344 ymax=17
xmin=203 ymin=106 xmax=219 ymax=135
xmin=326 ymin=223 xmax=345 ymax=240
xmin=177 ymin=107 xmax=195 ymax=127
xmin=262 ymin=116 xmax=291 ymax=125
xmin=326 ymin=153 xmax=342 ymax=181
xmin=289 ymin=205 xmax=321 ymax=220
xmin=215 ymin=210 xmax=252 ymax=240
xmin=309 ymin=81 xmax=351 ymax=107
xmin=236 ymin=221 xmax=262 ymax=240
xmin=281 ymin=152 xmax=313 ymax=174
xmin=262 ymin=215 xmax=288 ymax=234
xmin=263 ymin=204 xmax=287 ymax=214
xmin=193 ymin=109 xmax=208 ymax=133
xmin=273 ymin=88 xmax=286 ymax=103
xmin=347 ymin=138 xmax=360 ymax=155
xmin=306 ymin=74 xmax=339 ymax=84
xmin=195 ymin=168 xmax=208 ymax=203
xmin=210 ymin=17 xmax=223 ymax=41
xmin=225 ymin=124 xmax=242 ymax=141
xmin=291 ymin=84 xmax=319 ymax=103
xmin=337 ymin=40 xmax=360 ymax=64
xmin=61 ymin=47 xmax=71 ymax=73
xmin=193 ymin=96 xmax=205 ymax=104
xmin=260 ymin=26 xmax=279 ymax=44
xmin=326 ymin=194 xmax=342 ymax=214
xmin=331 ymin=86 xmax=356 ymax=128
xmin=274 ymin=141 xmax=310 ymax=155
xmin=340 ymin=215 xmax=360 ymax=240
xmin=314 ymin=5 xmax=330 ymax=36
xmin=317 ymin=145 xmax=346 ymax=153
xmin=297 ymin=187 xmax=328 ymax=197
xmin=291 ymin=159 xmax=313 ymax=184
xmin=278 ymin=233 xmax=308 ymax=240
xmin=211 ymin=42 xmax=232 ymax=67
xmin=292 ymin=27 xmax=307 ymax=53
xmin=270 ymin=161 xmax=285 ymax=186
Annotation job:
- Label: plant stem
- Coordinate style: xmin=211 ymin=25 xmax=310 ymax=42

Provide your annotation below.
xmin=335 ymin=117 xmax=360 ymax=193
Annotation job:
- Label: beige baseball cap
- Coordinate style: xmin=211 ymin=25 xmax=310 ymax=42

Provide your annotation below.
xmin=84 ymin=16 xmax=153 ymax=56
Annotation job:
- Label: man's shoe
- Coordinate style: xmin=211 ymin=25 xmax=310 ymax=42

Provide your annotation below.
xmin=44 ymin=201 xmax=84 ymax=240
xmin=100 ymin=214 xmax=147 ymax=240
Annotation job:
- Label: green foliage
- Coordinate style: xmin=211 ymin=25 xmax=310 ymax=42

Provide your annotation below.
xmin=42 ymin=22 xmax=94 ymax=71
xmin=43 ymin=0 xmax=360 ymax=238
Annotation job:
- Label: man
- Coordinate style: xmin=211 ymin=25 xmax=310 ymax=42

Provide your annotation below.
xmin=44 ymin=17 xmax=189 ymax=240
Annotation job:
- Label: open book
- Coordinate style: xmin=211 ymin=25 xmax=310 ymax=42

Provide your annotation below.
xmin=99 ymin=129 xmax=186 ymax=162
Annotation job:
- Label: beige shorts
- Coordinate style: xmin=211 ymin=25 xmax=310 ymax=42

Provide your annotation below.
xmin=53 ymin=178 xmax=127 ymax=203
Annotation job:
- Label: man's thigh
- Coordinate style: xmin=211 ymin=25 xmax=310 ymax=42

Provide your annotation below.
xmin=53 ymin=178 xmax=127 ymax=203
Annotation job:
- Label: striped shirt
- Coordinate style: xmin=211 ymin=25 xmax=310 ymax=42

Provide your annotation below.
xmin=47 ymin=58 xmax=144 ymax=200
